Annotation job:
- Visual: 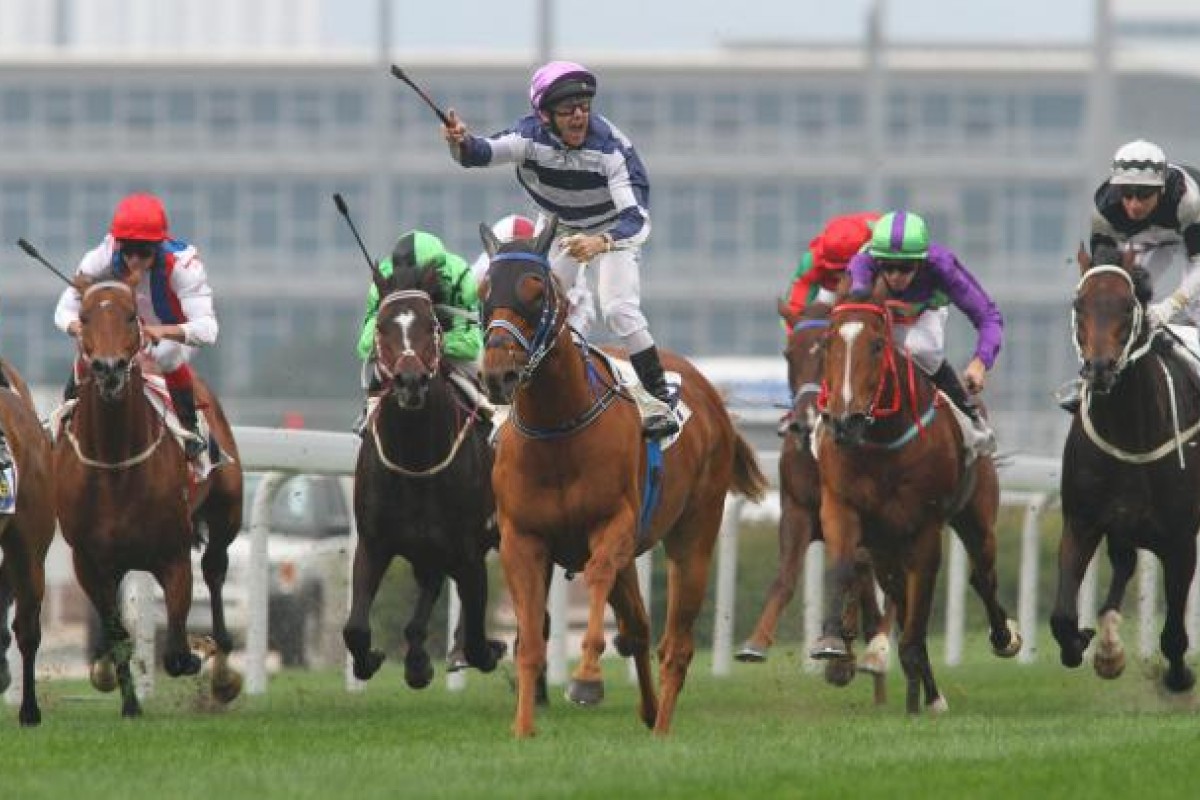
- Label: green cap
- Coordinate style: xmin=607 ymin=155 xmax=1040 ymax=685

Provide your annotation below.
xmin=868 ymin=211 xmax=929 ymax=260
xmin=380 ymin=230 xmax=447 ymax=276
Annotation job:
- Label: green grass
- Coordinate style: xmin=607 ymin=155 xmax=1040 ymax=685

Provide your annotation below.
xmin=3 ymin=633 xmax=1199 ymax=800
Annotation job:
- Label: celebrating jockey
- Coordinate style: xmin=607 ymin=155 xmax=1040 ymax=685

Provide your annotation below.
xmin=783 ymin=211 xmax=880 ymax=317
xmin=54 ymin=192 xmax=217 ymax=460
xmin=1055 ymin=139 xmax=1200 ymax=412
xmin=439 ymin=60 xmax=678 ymax=440
xmin=353 ymin=229 xmax=489 ymax=435
xmin=847 ymin=210 xmax=1003 ymax=447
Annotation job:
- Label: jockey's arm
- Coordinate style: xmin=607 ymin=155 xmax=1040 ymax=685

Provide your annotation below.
xmin=163 ymin=257 xmax=219 ymax=347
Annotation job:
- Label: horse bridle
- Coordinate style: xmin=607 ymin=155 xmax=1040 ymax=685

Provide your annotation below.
xmin=77 ymin=280 xmax=144 ymax=385
xmin=373 ymin=289 xmax=443 ymax=387
xmin=483 ymin=251 xmax=564 ymax=383
xmin=820 ymin=301 xmax=913 ymax=424
xmin=1072 ymin=265 xmax=1149 ymax=374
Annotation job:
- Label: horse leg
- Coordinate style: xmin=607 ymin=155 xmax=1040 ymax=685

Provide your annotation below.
xmin=0 ymin=570 xmax=11 ymax=696
xmin=1050 ymin=516 xmax=1103 ymax=668
xmin=402 ymin=564 xmax=443 ymax=690
xmin=71 ymin=550 xmax=137 ymax=712
xmin=4 ymin=533 xmax=46 ymax=726
xmin=607 ymin=562 xmax=657 ymax=729
xmin=899 ymin=532 xmax=945 ymax=715
xmin=199 ymin=527 xmax=242 ymax=702
xmin=567 ymin=512 xmax=637 ymax=708
xmin=1159 ymin=544 xmax=1197 ymax=693
xmin=157 ymin=556 xmax=201 ymax=678
xmin=949 ymin=508 xmax=1020 ymax=658
xmin=737 ymin=493 xmax=812 ymax=663
xmin=499 ymin=530 xmax=550 ymax=738
xmin=1093 ymin=542 xmax=1136 ymax=679
xmin=811 ymin=498 xmax=861 ymax=659
xmin=450 ymin=557 xmax=505 ymax=673
xmin=341 ymin=542 xmax=392 ymax=681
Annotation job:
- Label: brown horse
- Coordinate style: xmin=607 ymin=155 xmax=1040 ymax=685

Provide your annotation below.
xmin=54 ymin=280 xmax=243 ymax=716
xmin=1052 ymin=246 xmax=1200 ymax=692
xmin=479 ymin=220 xmax=768 ymax=737
xmin=813 ymin=279 xmax=1020 ymax=713
xmin=738 ymin=301 xmax=893 ymax=698
xmin=344 ymin=258 xmax=505 ymax=688
xmin=0 ymin=358 xmax=56 ymax=726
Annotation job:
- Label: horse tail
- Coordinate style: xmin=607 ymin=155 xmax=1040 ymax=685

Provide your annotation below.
xmin=730 ymin=430 xmax=768 ymax=502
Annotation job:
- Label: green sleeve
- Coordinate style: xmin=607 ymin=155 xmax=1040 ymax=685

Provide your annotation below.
xmin=792 ymin=250 xmax=815 ymax=280
xmin=437 ymin=253 xmax=483 ymax=362
xmin=356 ymin=258 xmax=393 ymax=360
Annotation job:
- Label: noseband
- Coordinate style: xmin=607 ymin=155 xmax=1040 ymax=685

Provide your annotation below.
xmin=374 ymin=289 xmax=443 ymax=386
xmin=484 ymin=251 xmax=564 ymax=383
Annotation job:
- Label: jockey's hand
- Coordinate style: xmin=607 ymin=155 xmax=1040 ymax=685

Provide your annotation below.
xmin=143 ymin=324 xmax=185 ymax=346
xmin=1147 ymin=299 xmax=1176 ymax=329
xmin=442 ymin=109 xmax=467 ymax=145
xmin=560 ymin=233 xmax=612 ymax=262
xmin=963 ymin=358 xmax=987 ymax=395
xmin=67 ymin=320 xmax=82 ymax=338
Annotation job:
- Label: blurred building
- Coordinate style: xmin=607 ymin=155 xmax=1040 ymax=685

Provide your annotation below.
xmin=1 ymin=8 xmax=1200 ymax=452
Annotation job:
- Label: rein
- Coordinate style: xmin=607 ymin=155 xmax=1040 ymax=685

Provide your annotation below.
xmin=368 ymin=398 xmax=479 ymax=477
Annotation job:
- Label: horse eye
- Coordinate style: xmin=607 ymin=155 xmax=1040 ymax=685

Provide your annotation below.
xmin=870 ymin=339 xmax=885 ymax=355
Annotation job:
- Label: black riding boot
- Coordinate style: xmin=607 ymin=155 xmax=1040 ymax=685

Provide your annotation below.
xmin=930 ymin=361 xmax=981 ymax=422
xmin=353 ymin=365 xmax=383 ymax=438
xmin=630 ymin=346 xmax=680 ymax=440
xmin=63 ymin=372 xmax=78 ymax=402
xmin=169 ymin=386 xmax=206 ymax=460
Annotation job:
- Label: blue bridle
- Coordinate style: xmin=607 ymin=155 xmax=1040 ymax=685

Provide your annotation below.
xmin=485 ymin=251 xmax=563 ymax=383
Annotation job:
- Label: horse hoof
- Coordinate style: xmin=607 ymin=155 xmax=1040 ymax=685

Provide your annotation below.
xmin=927 ymin=696 xmax=949 ymax=715
xmin=212 ymin=669 xmax=244 ymax=703
xmin=735 ymin=643 xmax=768 ymax=663
xmin=1164 ymin=666 xmax=1195 ymax=694
xmin=992 ymin=620 xmax=1022 ymax=659
xmin=352 ymin=650 xmax=385 ymax=681
xmin=809 ymin=636 xmax=848 ymax=660
xmin=823 ymin=657 xmax=857 ymax=687
xmin=121 ymin=701 xmax=142 ymax=719
xmin=565 ymin=678 xmax=605 ymax=706
xmin=1093 ymin=648 xmax=1125 ymax=680
xmin=405 ymin=651 xmax=434 ymax=689
xmin=90 ymin=658 xmax=118 ymax=693
xmin=19 ymin=705 xmax=42 ymax=727
xmin=164 ymin=651 xmax=202 ymax=677
xmin=858 ymin=633 xmax=891 ymax=675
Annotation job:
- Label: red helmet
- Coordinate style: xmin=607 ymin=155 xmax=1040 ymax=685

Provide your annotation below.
xmin=812 ymin=212 xmax=880 ymax=270
xmin=110 ymin=193 xmax=169 ymax=242
xmin=490 ymin=214 xmax=537 ymax=242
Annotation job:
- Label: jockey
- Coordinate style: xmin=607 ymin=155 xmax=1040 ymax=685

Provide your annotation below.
xmin=54 ymin=193 xmax=217 ymax=461
xmin=440 ymin=60 xmax=678 ymax=440
xmin=783 ymin=211 xmax=881 ymax=317
xmin=847 ymin=210 xmax=1002 ymax=446
xmin=353 ymin=229 xmax=489 ymax=436
xmin=1058 ymin=139 xmax=1200 ymax=411
xmin=469 ymin=213 xmax=538 ymax=284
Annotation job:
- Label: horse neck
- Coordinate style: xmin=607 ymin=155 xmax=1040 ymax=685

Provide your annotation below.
xmin=74 ymin=369 xmax=160 ymax=459
xmin=1087 ymin=348 xmax=1197 ymax=444
xmin=514 ymin=330 xmax=595 ymax=427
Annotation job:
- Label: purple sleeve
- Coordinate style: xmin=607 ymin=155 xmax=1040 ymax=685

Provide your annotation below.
xmin=926 ymin=245 xmax=1004 ymax=369
xmin=847 ymin=252 xmax=877 ymax=296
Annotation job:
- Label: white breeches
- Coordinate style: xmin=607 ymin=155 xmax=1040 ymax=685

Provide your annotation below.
xmin=890 ymin=307 xmax=948 ymax=375
xmin=551 ymin=244 xmax=654 ymax=353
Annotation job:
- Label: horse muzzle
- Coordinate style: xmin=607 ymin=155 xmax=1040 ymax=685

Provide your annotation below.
xmin=1081 ymin=359 xmax=1118 ymax=395
xmin=89 ymin=356 xmax=131 ymax=401
xmin=828 ymin=412 xmax=869 ymax=446
xmin=390 ymin=372 xmax=430 ymax=410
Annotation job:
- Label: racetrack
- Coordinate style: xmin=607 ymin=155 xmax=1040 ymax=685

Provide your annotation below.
xmin=3 ymin=636 xmax=1196 ymax=800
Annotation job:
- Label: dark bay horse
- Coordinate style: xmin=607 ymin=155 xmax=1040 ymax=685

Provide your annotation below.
xmin=479 ymin=219 xmax=768 ymax=737
xmin=344 ymin=261 xmax=504 ymax=688
xmin=1053 ymin=246 xmax=1200 ymax=693
xmin=738 ymin=301 xmax=893 ymax=699
xmin=54 ymin=280 xmax=243 ymax=717
xmin=0 ymin=359 xmax=56 ymax=725
xmin=814 ymin=279 xmax=1020 ymax=713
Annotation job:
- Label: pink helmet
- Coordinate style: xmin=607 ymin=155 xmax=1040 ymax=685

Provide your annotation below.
xmin=491 ymin=214 xmax=537 ymax=242
xmin=529 ymin=61 xmax=597 ymax=111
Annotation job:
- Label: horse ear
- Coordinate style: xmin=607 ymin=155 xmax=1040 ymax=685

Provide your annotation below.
xmin=1076 ymin=242 xmax=1091 ymax=275
xmin=534 ymin=215 xmax=558 ymax=256
xmin=479 ymin=222 xmax=501 ymax=258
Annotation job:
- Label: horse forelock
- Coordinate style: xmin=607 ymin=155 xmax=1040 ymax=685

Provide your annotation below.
xmin=82 ymin=280 xmax=134 ymax=303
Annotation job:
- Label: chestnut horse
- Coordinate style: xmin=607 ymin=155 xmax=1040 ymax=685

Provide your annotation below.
xmin=54 ymin=280 xmax=243 ymax=717
xmin=813 ymin=279 xmax=1020 ymax=713
xmin=737 ymin=301 xmax=893 ymax=699
xmin=479 ymin=220 xmax=768 ymax=737
xmin=344 ymin=260 xmax=505 ymax=687
xmin=0 ymin=358 xmax=56 ymax=725
xmin=1052 ymin=246 xmax=1200 ymax=693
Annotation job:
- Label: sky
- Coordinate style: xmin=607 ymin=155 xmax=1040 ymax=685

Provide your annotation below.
xmin=320 ymin=0 xmax=1109 ymax=54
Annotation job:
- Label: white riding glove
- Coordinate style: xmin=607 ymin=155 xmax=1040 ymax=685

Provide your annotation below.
xmin=1147 ymin=299 xmax=1176 ymax=329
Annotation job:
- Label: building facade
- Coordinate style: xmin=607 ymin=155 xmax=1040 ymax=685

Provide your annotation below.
xmin=1 ymin=45 xmax=1197 ymax=453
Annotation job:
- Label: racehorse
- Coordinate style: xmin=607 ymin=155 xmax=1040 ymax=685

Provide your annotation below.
xmin=0 ymin=358 xmax=56 ymax=725
xmin=737 ymin=300 xmax=893 ymax=700
xmin=344 ymin=259 xmax=505 ymax=688
xmin=813 ymin=277 xmax=1020 ymax=714
xmin=1052 ymin=246 xmax=1200 ymax=693
xmin=479 ymin=218 xmax=768 ymax=737
xmin=54 ymin=280 xmax=243 ymax=717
